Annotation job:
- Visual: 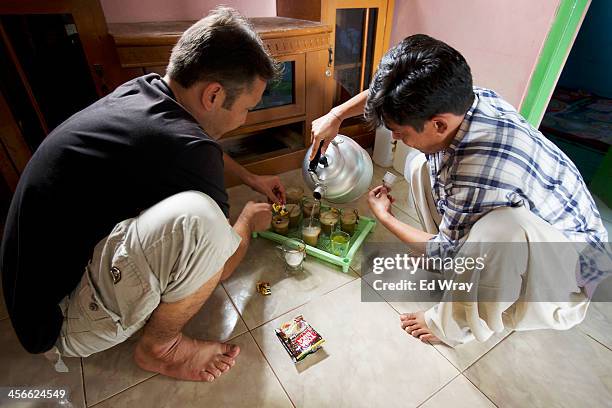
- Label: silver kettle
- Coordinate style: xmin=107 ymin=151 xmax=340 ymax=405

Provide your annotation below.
xmin=302 ymin=135 xmax=373 ymax=203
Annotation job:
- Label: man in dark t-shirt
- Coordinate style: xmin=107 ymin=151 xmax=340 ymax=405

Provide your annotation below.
xmin=1 ymin=8 xmax=283 ymax=382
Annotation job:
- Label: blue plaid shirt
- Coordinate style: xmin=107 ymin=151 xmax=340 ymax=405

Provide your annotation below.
xmin=425 ymin=87 xmax=609 ymax=286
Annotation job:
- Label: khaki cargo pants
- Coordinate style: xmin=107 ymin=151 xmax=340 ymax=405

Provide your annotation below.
xmin=53 ymin=191 xmax=241 ymax=358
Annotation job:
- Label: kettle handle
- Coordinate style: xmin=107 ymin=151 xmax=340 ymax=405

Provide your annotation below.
xmin=309 ymin=140 xmax=325 ymax=172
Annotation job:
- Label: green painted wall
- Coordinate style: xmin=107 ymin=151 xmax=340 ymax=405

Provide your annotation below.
xmin=520 ymin=0 xmax=590 ymax=127
xmin=521 ymin=0 xmax=610 ymax=206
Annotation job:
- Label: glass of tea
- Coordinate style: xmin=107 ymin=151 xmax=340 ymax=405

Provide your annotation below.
xmin=285 ymin=186 xmax=304 ymax=205
xmin=285 ymin=203 xmax=301 ymax=228
xmin=271 ymin=214 xmax=290 ymax=235
xmin=330 ymin=231 xmax=350 ymax=257
xmin=340 ymin=208 xmax=359 ymax=235
xmin=303 ymin=197 xmax=320 ymax=219
xmin=320 ymin=208 xmax=340 ymax=235
xmin=301 ymin=219 xmax=321 ymax=247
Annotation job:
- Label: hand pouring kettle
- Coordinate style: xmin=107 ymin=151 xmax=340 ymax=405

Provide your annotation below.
xmin=302 ymin=135 xmax=373 ymax=203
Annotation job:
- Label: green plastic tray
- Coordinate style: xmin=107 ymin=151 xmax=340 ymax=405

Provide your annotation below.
xmin=253 ymin=206 xmax=376 ymax=273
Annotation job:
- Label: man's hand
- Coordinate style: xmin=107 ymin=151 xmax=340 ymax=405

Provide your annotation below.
xmin=224 ymin=202 xmax=271 ymax=282
xmin=238 ymin=201 xmax=272 ymax=233
xmin=309 ymin=110 xmax=342 ymax=160
xmin=368 ymin=185 xmax=396 ymax=221
xmin=247 ymin=174 xmax=286 ymax=204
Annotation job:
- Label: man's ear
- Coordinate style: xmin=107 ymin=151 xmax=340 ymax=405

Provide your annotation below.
xmin=201 ymin=82 xmax=224 ymax=111
xmin=432 ymin=118 xmax=448 ymax=135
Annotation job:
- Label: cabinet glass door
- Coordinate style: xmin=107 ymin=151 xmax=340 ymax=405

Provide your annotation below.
xmin=333 ymin=7 xmax=378 ymax=106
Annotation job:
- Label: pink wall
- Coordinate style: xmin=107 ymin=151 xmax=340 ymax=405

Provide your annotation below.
xmin=100 ymin=0 xmax=276 ymax=23
xmin=389 ymin=0 xmax=561 ymax=109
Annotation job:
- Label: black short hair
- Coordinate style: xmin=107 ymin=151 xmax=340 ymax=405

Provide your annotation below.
xmin=167 ymin=6 xmax=280 ymax=109
xmin=365 ymin=34 xmax=474 ymax=132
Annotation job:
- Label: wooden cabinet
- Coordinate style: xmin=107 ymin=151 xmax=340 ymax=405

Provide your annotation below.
xmin=0 ymin=0 xmax=125 ymax=219
xmin=277 ymin=0 xmax=395 ymax=112
xmin=109 ymin=18 xmax=332 ymax=186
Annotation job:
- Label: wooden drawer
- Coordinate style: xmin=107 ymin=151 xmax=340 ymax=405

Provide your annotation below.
xmin=116 ymin=45 xmax=173 ymax=68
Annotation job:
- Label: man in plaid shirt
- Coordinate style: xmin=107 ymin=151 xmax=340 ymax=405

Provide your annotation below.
xmin=311 ymin=34 xmax=610 ymax=346
xmin=423 ymin=87 xmax=608 ymax=286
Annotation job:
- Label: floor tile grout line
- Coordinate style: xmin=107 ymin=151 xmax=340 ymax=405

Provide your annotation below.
xmin=220 ymin=282 xmax=251 ymax=339
xmin=359 ymin=260 xmax=494 ymax=375
xmin=433 ymin=329 xmax=515 ymax=375
xmin=414 ymin=372 xmax=461 ymax=408
xmin=423 ymin=340 xmax=466 ymax=373
xmin=578 ymin=329 xmax=612 ymax=353
xmin=226 ymin=328 xmax=250 ymax=342
xmin=245 ymin=301 xmax=314 ymax=332
xmin=461 ymin=372 xmax=500 ymax=407
xmin=239 ymin=276 xmax=360 ymax=332
xmin=461 ymin=331 xmax=516 ymax=374
xmin=88 ymin=373 xmax=158 ymax=407
xmin=371 ymin=288 xmax=469 ymax=372
xmin=318 ymin=274 xmax=360 ymax=297
xmin=246 ymin=330 xmax=296 ymax=408
xmin=88 ymin=286 xmax=246 ymax=406
xmin=360 ymin=267 xmax=517 ymax=375
xmin=391 ymin=201 xmax=421 ymax=224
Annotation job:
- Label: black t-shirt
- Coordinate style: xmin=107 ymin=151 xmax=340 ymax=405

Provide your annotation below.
xmin=0 ymin=74 xmax=229 ymax=353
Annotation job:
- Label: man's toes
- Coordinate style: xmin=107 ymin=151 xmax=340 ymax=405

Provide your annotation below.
xmin=419 ymin=334 xmax=432 ymax=343
xmin=222 ymin=343 xmax=240 ymax=358
xmin=201 ymin=372 xmax=215 ymax=382
xmin=400 ymin=319 xmax=419 ymax=330
xmin=206 ymin=366 xmax=222 ymax=379
xmin=219 ymin=355 xmax=236 ymax=367
xmin=214 ymin=359 xmax=231 ymax=372
xmin=420 ymin=334 xmax=435 ymax=343
xmin=411 ymin=328 xmax=429 ymax=338
xmin=403 ymin=321 xmax=422 ymax=332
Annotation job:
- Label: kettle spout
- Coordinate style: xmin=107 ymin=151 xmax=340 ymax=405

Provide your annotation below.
xmin=313 ymin=185 xmax=325 ymax=200
xmin=308 ymin=170 xmax=325 ymax=200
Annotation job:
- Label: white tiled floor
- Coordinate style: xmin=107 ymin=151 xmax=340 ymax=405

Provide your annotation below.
xmin=420 ymin=375 xmax=495 ymax=408
xmin=464 ymin=329 xmax=612 ymax=407
xmin=0 ymin=319 xmax=86 ymax=408
xmin=0 ymin=165 xmax=610 ymax=407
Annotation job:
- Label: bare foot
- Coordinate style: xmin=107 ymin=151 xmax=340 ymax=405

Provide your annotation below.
xmin=399 ymin=311 xmax=441 ymax=344
xmin=134 ymin=333 xmax=240 ymax=382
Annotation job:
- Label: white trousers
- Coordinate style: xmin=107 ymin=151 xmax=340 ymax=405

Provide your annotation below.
xmin=407 ymin=154 xmax=590 ymax=346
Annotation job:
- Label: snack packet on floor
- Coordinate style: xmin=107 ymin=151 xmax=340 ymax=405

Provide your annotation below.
xmin=256 ymin=281 xmax=271 ymax=296
xmin=275 ymin=315 xmax=325 ymax=363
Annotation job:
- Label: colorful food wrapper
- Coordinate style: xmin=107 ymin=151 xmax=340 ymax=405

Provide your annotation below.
xmin=272 ymin=202 xmax=288 ymax=216
xmin=275 ymin=315 xmax=325 ymax=363
xmin=256 ymin=281 xmax=271 ymax=296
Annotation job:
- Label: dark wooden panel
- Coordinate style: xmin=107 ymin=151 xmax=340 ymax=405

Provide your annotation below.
xmin=277 ymin=0 xmax=323 ymax=22
xmin=0 ymin=91 xmax=31 ymax=176
xmin=0 ymin=0 xmax=127 ymax=94
xmin=224 ymin=148 xmax=306 ymax=187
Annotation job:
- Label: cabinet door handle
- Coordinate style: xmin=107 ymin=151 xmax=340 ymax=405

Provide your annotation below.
xmin=326 ymin=47 xmax=333 ymax=77
xmin=93 ymin=63 xmax=104 ymax=78
xmin=93 ymin=64 xmax=110 ymax=94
